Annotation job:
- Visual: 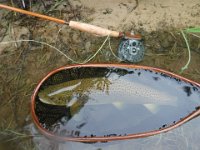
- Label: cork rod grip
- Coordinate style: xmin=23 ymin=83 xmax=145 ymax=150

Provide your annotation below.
xmin=69 ymin=21 xmax=120 ymax=37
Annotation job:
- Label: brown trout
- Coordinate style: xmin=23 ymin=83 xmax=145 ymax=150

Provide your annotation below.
xmin=38 ymin=77 xmax=177 ymax=107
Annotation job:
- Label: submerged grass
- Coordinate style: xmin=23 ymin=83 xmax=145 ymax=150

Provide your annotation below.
xmin=0 ymin=118 xmax=36 ymax=142
xmin=0 ymin=119 xmax=40 ymax=150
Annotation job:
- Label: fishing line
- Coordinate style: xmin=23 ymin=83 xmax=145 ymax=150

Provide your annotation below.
xmin=0 ymin=35 xmax=117 ymax=64
xmin=108 ymin=36 xmax=123 ymax=61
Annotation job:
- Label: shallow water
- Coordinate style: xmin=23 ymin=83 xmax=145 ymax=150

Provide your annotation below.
xmin=34 ymin=67 xmax=200 ymax=141
xmin=27 ymin=116 xmax=200 ymax=150
xmin=0 ymin=19 xmax=200 ymax=149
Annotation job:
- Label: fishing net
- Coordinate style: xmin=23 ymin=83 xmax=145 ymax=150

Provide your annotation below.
xmin=31 ymin=64 xmax=200 ymax=143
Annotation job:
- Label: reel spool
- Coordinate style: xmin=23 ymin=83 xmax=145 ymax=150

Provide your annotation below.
xmin=118 ymin=37 xmax=145 ymax=63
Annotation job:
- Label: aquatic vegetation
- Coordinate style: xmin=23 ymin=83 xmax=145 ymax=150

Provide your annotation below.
xmin=0 ymin=119 xmax=39 ymax=150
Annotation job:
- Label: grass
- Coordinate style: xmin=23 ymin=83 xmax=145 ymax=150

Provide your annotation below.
xmin=185 ymin=28 xmax=200 ymax=33
xmin=180 ymin=27 xmax=200 ymax=73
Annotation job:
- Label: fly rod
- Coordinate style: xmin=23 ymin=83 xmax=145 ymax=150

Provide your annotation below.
xmin=0 ymin=3 xmax=145 ymax=62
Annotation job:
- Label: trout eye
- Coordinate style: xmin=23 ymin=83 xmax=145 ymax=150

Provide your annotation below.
xmin=56 ymin=97 xmax=62 ymax=104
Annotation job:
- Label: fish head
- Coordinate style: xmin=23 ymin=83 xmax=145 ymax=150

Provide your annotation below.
xmin=38 ymin=89 xmax=71 ymax=106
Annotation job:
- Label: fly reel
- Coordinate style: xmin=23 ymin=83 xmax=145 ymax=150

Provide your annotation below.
xmin=118 ymin=37 xmax=145 ymax=63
